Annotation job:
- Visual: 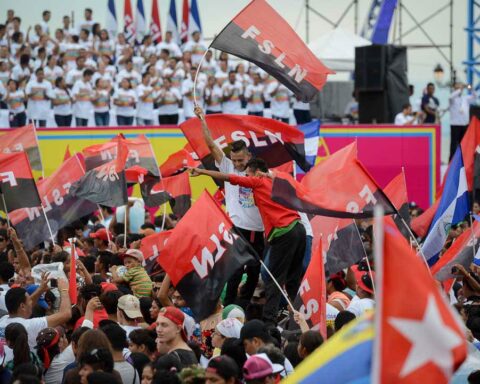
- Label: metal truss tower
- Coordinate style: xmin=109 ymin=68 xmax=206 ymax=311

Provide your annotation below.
xmin=465 ymin=0 xmax=480 ymax=90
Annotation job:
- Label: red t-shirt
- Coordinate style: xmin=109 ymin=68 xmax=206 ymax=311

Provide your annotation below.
xmin=228 ymin=174 xmax=300 ymax=238
xmin=74 ymin=308 xmax=109 ymax=329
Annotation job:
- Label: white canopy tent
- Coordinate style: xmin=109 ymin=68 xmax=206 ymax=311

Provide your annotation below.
xmin=308 ymin=28 xmax=371 ymax=74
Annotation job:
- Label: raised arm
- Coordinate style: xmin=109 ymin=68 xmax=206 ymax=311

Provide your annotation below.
xmin=193 ymin=105 xmax=224 ymax=165
xmin=189 ymin=167 xmax=231 ymax=182
xmin=46 ymin=278 xmax=72 ymax=327
xmin=8 ymin=228 xmax=31 ymax=276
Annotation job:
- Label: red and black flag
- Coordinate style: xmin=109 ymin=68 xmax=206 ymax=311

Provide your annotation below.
xmin=181 ymin=114 xmax=311 ymax=172
xmin=158 ymin=191 xmax=257 ymax=321
xmin=291 ymin=242 xmax=327 ymax=337
xmin=160 ymin=146 xmax=200 ymax=178
xmin=141 ymin=230 xmax=172 ymax=276
xmin=0 ymin=124 xmax=43 ymax=171
xmin=141 ymin=172 xmax=192 ymax=218
xmin=310 ymin=216 xmax=364 ymax=275
xmin=431 ymin=220 xmax=480 ymax=282
xmin=0 ymin=152 xmax=41 ymax=213
xmin=9 ymin=155 xmax=97 ymax=250
xmin=83 ymin=135 xmax=160 ymax=179
xmin=384 ymin=171 xmax=411 ymax=239
xmin=271 ymin=142 xmax=396 ymax=218
xmin=70 ymin=141 xmax=128 ymax=207
xmin=210 ymin=0 xmax=334 ymax=102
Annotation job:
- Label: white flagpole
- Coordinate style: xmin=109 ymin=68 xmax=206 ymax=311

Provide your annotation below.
xmin=259 ymin=259 xmax=294 ymax=311
xmin=41 ymin=206 xmax=55 ymax=245
xmin=124 ymin=205 xmax=128 ymax=248
xmin=192 ymin=50 xmax=209 ymax=106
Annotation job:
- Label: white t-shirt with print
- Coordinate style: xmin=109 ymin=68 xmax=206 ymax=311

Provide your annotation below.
xmin=346 ymin=296 xmax=375 ymax=317
xmin=157 ymin=88 xmax=181 ymax=115
xmin=71 ymin=80 xmax=93 ymax=119
xmin=216 ymin=156 xmax=263 ymax=232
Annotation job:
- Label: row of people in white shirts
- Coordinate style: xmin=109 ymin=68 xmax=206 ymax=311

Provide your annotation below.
xmin=2 ymin=70 xmax=307 ymax=123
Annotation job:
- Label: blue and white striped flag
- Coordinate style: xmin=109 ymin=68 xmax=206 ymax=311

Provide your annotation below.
xmin=422 ymin=146 xmax=470 ymax=266
xmin=296 ymin=120 xmax=321 ymax=180
xmin=106 ymin=0 xmax=118 ymax=36
xmin=135 ymin=0 xmax=147 ymax=44
xmin=188 ymin=0 xmax=202 ymax=36
xmin=167 ymin=0 xmax=180 ymax=44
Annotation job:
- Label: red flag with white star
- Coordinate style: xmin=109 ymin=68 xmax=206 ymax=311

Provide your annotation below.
xmin=373 ymin=217 xmax=467 ymax=384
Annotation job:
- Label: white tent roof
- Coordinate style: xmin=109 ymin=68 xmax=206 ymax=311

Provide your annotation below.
xmin=308 ymin=28 xmax=371 ymax=72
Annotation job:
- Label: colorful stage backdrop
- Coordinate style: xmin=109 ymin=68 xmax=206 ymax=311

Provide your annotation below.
xmin=0 ymin=124 xmax=440 ymax=210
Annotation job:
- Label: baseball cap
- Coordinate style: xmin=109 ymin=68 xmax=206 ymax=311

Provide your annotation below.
xmin=119 ymin=249 xmax=144 ymax=263
xmin=89 ymin=228 xmax=112 ymax=242
xmin=222 ymin=304 xmax=245 ymax=321
xmin=117 ymin=294 xmax=143 ymax=319
xmin=216 ymin=318 xmax=243 ymax=339
xmin=356 ymin=271 xmax=375 ymax=295
xmin=243 ymin=353 xmax=283 ymax=380
xmin=207 ymin=355 xmax=239 ymax=381
xmin=100 ymin=282 xmax=118 ymax=293
xmin=26 ymin=284 xmax=48 ymax=309
xmin=240 ymin=319 xmax=270 ymax=342
xmin=158 ymin=306 xmax=188 ymax=341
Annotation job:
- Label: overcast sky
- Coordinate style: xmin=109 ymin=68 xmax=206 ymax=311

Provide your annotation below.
xmin=0 ymin=0 xmax=468 ymax=84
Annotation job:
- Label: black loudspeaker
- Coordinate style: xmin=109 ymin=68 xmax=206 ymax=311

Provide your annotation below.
xmin=355 ymin=45 xmax=409 ymax=123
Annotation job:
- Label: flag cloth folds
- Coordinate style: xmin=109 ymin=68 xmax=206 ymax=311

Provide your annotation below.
xmin=310 ymin=216 xmax=364 ymax=275
xmin=188 ymin=0 xmax=202 ymax=36
xmin=135 ymin=0 xmax=146 ymax=44
xmin=180 ymin=0 xmax=189 ymax=43
xmin=158 ymin=191 xmax=257 ymax=321
xmin=292 ymin=242 xmax=327 ymax=338
xmin=9 ymin=155 xmax=97 ymax=250
xmin=141 ymin=230 xmax=172 ymax=275
xmin=384 ymin=171 xmax=411 ymax=239
xmin=70 ymin=141 xmax=128 ymax=207
xmin=0 ymin=124 xmax=43 ymax=171
xmin=421 ymin=147 xmax=469 ymax=266
xmin=460 ymin=116 xmax=480 ymax=191
xmin=150 ymin=0 xmax=162 ymax=44
xmin=0 ymin=152 xmax=41 ymax=213
xmin=160 ymin=147 xmax=200 ymax=177
xmin=106 ymin=0 xmax=118 ymax=36
xmin=271 ymin=142 xmax=396 ymax=218
xmin=167 ymin=0 xmax=180 ymax=44
xmin=295 ymin=120 xmax=320 ymax=181
xmin=124 ymin=0 xmax=135 ymax=43
xmin=210 ymin=0 xmax=334 ymax=102
xmin=431 ymin=220 xmax=480 ymax=281
xmin=373 ymin=217 xmax=467 ymax=383
xmin=181 ymin=114 xmax=311 ymax=172
xmin=283 ymin=313 xmax=373 ymax=384
xmin=141 ymin=172 xmax=192 ymax=217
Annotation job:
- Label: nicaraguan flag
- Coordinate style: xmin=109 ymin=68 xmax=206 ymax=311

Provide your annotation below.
xmin=135 ymin=0 xmax=146 ymax=44
xmin=167 ymin=0 xmax=180 ymax=44
xmin=188 ymin=0 xmax=202 ymax=35
xmin=422 ymin=146 xmax=469 ymax=266
xmin=296 ymin=120 xmax=320 ymax=180
xmin=106 ymin=0 xmax=117 ymax=36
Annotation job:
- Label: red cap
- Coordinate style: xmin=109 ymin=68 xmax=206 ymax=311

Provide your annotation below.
xmin=158 ymin=306 xmax=187 ymax=341
xmin=357 ymin=271 xmax=375 ymax=295
xmin=100 ymin=282 xmax=118 ymax=293
xmin=89 ymin=228 xmax=112 ymax=242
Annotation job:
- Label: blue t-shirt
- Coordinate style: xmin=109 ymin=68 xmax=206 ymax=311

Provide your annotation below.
xmin=421 ymin=94 xmax=439 ymax=123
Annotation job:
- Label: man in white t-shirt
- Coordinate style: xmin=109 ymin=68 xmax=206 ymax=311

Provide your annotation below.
xmin=0 ymin=279 xmax=72 ymax=362
xmin=222 ymin=71 xmax=243 ymax=114
xmin=346 ymin=270 xmax=375 ymax=317
xmin=394 ymin=103 xmax=417 ymax=126
xmin=194 ymin=106 xmax=265 ymax=307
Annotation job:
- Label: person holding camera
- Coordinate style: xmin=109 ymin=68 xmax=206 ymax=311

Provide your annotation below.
xmin=394 ymin=103 xmax=417 ymax=126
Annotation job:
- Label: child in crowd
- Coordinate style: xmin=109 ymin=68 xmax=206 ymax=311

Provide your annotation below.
xmin=110 ymin=249 xmax=152 ymax=298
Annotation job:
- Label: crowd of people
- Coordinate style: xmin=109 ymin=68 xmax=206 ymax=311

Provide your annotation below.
xmin=0 ymin=8 xmax=312 ymax=129
xmin=2 ymin=6 xmax=480 ymax=384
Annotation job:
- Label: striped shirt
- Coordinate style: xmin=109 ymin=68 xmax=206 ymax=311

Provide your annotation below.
xmin=123 ymin=266 xmax=153 ymax=297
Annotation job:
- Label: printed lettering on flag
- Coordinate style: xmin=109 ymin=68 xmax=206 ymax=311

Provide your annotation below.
xmin=0 ymin=124 xmax=43 ymax=171
xmin=272 ymin=142 xmax=396 ymax=218
xmin=158 ymin=191 xmax=257 ymax=321
xmin=9 ymin=155 xmax=97 ymax=250
xmin=0 ymin=152 xmax=41 ymax=213
xmin=210 ymin=0 xmax=334 ymax=101
xmin=181 ymin=114 xmax=311 ymax=172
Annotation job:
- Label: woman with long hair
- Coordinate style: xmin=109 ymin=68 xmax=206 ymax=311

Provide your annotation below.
xmin=4 ymin=323 xmax=41 ymax=372
xmin=36 ymin=327 xmax=62 ymax=374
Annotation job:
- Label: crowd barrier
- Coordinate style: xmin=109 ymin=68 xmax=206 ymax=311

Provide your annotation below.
xmin=0 ymin=124 xmax=440 ymax=209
